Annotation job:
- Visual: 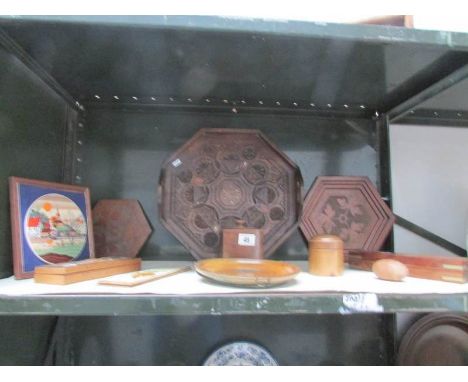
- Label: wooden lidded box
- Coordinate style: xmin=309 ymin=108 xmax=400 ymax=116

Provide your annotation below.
xmin=308 ymin=235 xmax=344 ymax=276
xmin=34 ymin=257 xmax=141 ymax=285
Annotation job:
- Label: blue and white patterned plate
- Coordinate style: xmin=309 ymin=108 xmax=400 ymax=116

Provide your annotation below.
xmin=203 ymin=341 xmax=278 ymax=366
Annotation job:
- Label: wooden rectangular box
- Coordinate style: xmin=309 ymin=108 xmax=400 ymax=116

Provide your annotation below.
xmin=222 ymin=228 xmax=264 ymax=259
xmin=346 ymin=251 xmax=468 ymax=284
xmin=34 ymin=257 xmax=141 ymax=285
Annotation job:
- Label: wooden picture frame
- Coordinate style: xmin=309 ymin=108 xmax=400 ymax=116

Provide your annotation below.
xmin=9 ymin=177 xmax=95 ymax=279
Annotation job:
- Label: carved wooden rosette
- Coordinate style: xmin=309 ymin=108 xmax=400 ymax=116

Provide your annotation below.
xmin=300 ymin=176 xmax=395 ymax=251
xmin=93 ymin=199 xmax=152 ymax=258
xmin=159 ymin=128 xmax=303 ymax=259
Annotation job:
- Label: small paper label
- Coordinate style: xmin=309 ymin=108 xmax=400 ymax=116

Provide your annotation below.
xmin=238 ymin=233 xmax=256 ymax=246
xmin=172 ymin=158 xmax=182 ymax=167
xmin=339 ymin=293 xmax=383 ymax=314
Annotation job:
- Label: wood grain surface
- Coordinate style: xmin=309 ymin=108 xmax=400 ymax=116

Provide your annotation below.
xmin=346 ymin=250 xmax=468 ymax=283
xmin=159 ymin=128 xmax=302 ymax=259
xmin=300 ymin=176 xmax=394 ymax=251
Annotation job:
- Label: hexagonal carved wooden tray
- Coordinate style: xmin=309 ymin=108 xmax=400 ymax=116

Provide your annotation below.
xmin=159 ymin=128 xmax=303 ymax=259
xmin=93 ymin=199 xmax=152 ymax=258
xmin=300 ymin=176 xmax=394 ymax=251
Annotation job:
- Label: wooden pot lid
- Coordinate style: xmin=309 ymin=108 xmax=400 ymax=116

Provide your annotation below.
xmin=159 ymin=128 xmax=303 ymax=259
xmin=300 ymin=176 xmax=394 ymax=251
xmin=398 ymin=313 xmax=468 ymax=365
xmin=93 ymin=199 xmax=152 ymax=258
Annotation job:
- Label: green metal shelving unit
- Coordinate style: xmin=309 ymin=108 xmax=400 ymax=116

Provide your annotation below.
xmin=0 ymin=291 xmax=466 ymax=316
xmin=0 ymin=16 xmax=467 ymax=365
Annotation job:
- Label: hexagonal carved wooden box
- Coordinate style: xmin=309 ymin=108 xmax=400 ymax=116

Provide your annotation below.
xmin=159 ymin=128 xmax=303 ymax=259
xmin=300 ymin=176 xmax=394 ymax=251
xmin=93 ymin=199 xmax=152 ymax=258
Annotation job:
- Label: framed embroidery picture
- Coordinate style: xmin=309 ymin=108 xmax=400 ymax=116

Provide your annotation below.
xmin=9 ymin=177 xmax=95 ymax=279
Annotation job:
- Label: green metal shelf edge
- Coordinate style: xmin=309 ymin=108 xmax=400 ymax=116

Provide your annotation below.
xmin=0 ymin=293 xmax=466 ymax=316
xmin=1 ymin=15 xmax=468 ymax=50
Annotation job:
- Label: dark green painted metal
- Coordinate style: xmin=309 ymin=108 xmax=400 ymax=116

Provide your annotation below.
xmin=61 ymin=106 xmax=80 ymax=184
xmin=0 ymin=28 xmax=81 ymax=111
xmin=388 ymin=62 xmax=468 ymax=122
xmin=414 ymin=76 xmax=468 ymax=111
xmin=0 ymin=316 xmax=56 ymax=365
xmin=398 ymin=115 xmax=468 ymax=127
xmin=2 ymin=16 xmax=468 ymax=119
xmin=376 ymin=114 xmax=394 ymax=251
xmin=86 ymin=99 xmax=371 ymax=119
xmin=81 ymin=109 xmax=377 ymax=261
xmin=0 ymin=48 xmax=69 ymax=279
xmin=50 ymin=315 xmax=395 ymax=365
xmin=398 ymin=108 xmax=468 ymax=125
xmin=2 ymin=16 xmax=468 ymax=50
xmin=395 ymin=214 xmax=467 ymax=257
xmin=376 ymin=114 xmax=392 ymax=201
xmin=0 ymin=293 xmax=465 ymax=316
xmin=397 ymin=76 xmax=468 ymax=127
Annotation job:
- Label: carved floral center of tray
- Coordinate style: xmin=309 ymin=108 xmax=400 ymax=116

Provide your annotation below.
xmin=318 ymin=195 xmax=371 ymax=243
xmin=216 ymin=179 xmax=245 ymax=209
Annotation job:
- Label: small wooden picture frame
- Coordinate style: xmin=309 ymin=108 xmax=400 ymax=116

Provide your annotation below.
xmin=9 ymin=177 xmax=95 ymax=279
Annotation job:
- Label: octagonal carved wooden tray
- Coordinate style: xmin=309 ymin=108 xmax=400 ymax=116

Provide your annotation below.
xmin=159 ymin=128 xmax=303 ymax=259
xmin=299 ymin=176 xmax=394 ymax=251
